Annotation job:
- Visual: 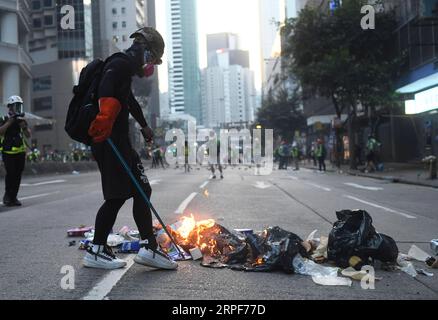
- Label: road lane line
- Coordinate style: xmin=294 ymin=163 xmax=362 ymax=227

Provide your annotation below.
xmin=254 ymin=181 xmax=271 ymax=189
xmin=344 ymin=183 xmax=383 ymax=191
xmin=306 ymin=183 xmax=331 ymax=192
xmin=175 ymin=192 xmax=198 ymax=214
xmin=21 ymin=179 xmax=67 ymax=187
xmin=20 ymin=192 xmax=60 ymax=200
xmin=199 ymin=181 xmax=209 ymax=189
xmin=289 ymin=176 xmax=299 ymax=180
xmin=344 ymin=195 xmax=416 ymax=219
xmin=82 ymin=255 xmax=135 ymax=300
xmin=0 ymin=192 xmax=60 ymax=205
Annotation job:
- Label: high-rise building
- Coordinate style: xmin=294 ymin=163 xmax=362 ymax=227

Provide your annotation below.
xmin=92 ymin=0 xmax=146 ymax=58
xmin=261 ymin=0 xmax=307 ymax=98
xmin=202 ymin=34 xmax=256 ymax=128
xmin=143 ymin=0 xmax=160 ymax=129
xmin=166 ymin=0 xmax=201 ymax=123
xmin=0 ymin=0 xmax=32 ymax=108
xmin=29 ymin=0 xmax=93 ymax=62
xmin=28 ymin=0 xmax=93 ymax=152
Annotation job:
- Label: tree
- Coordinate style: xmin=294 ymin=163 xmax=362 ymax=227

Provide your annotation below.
xmin=257 ymin=88 xmax=306 ymax=142
xmin=282 ymin=0 xmax=404 ymax=169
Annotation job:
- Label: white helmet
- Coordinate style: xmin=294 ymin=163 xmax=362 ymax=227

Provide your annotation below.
xmin=6 ymin=95 xmax=23 ymax=106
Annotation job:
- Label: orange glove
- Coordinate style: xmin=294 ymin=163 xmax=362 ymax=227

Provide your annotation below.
xmin=88 ymin=97 xmax=122 ymax=143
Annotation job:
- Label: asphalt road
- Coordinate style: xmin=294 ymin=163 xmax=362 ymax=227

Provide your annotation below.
xmin=0 ymin=164 xmax=437 ymax=300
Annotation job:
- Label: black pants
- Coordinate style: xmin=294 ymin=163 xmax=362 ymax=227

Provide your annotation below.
xmin=2 ymin=152 xmax=26 ymax=201
xmin=279 ymin=156 xmax=288 ymax=170
xmin=318 ymin=157 xmax=326 ymax=172
xmin=93 ymin=157 xmax=156 ymax=248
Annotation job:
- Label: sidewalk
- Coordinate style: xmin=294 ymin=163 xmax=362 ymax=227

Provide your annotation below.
xmin=302 ymin=161 xmax=438 ymax=188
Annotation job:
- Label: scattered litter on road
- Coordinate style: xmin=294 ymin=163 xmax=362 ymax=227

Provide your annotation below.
xmin=311 ymin=276 xmax=352 ymax=287
xmin=73 ymin=209 xmax=418 ymax=288
xmin=106 ymin=234 xmax=125 ymax=247
xmin=426 ymin=257 xmax=438 ymax=269
xmin=79 ymin=239 xmax=91 ymax=250
xmin=408 ymin=245 xmax=430 ymax=262
xmin=119 ymin=240 xmax=140 ymax=253
xmin=311 ymin=236 xmax=328 ymax=264
xmin=234 ymin=229 xmax=253 ymax=236
xmin=293 ymin=255 xmax=338 ymax=277
xmin=416 ymin=269 xmax=434 ymax=277
xmin=68 ymin=240 xmax=76 ymax=247
xmin=397 ymin=254 xmax=418 ymax=277
xmin=431 ymin=239 xmax=438 ymax=255
xmin=67 ymin=226 xmax=93 ymax=237
xmin=118 ymin=226 xmax=140 ymax=241
xmin=327 ymin=210 xmax=399 ymax=270
xmin=189 ymin=247 xmax=203 ymax=260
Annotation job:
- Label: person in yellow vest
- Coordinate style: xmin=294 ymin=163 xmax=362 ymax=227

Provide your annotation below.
xmin=0 ymin=96 xmax=31 ymax=206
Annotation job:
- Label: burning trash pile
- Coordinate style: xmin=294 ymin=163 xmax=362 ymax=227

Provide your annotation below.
xmin=68 ymin=209 xmax=437 ymax=284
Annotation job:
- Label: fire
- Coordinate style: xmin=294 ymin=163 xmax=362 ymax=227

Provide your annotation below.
xmin=173 ymin=214 xmax=218 ymax=256
xmin=177 ymin=214 xmax=197 ymax=239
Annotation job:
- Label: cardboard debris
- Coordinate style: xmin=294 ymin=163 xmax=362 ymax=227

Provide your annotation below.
xmin=189 ymin=247 xmax=203 ymax=261
xmin=67 ymin=226 xmax=93 ymax=237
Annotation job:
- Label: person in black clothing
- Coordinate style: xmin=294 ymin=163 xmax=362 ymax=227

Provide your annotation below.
xmin=0 ymin=96 xmax=31 ymax=207
xmin=83 ymin=27 xmax=177 ymax=270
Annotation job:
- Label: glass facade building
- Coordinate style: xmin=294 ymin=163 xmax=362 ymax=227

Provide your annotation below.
xmin=56 ymin=0 xmax=93 ymax=59
xmin=167 ymin=0 xmax=201 ymax=123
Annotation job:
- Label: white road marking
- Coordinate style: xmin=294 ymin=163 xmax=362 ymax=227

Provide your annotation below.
xmin=0 ymin=192 xmax=60 ymax=205
xmin=254 ymin=181 xmax=271 ymax=189
xmin=21 ymin=179 xmax=66 ymax=187
xmin=82 ymin=255 xmax=135 ymax=300
xmin=199 ymin=181 xmax=209 ymax=189
xmin=306 ymin=183 xmax=331 ymax=192
xmin=175 ymin=192 xmax=198 ymax=214
xmin=344 ymin=195 xmax=416 ymax=219
xmin=289 ymin=176 xmax=299 ymax=180
xmin=344 ymin=183 xmax=383 ymax=191
xmin=149 ymin=179 xmax=161 ymax=186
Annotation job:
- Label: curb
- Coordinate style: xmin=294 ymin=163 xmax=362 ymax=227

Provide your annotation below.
xmin=346 ymin=170 xmax=438 ymax=189
xmin=300 ymin=165 xmax=438 ymax=189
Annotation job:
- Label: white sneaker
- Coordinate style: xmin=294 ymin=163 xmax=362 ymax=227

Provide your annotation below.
xmin=134 ymin=246 xmax=178 ymax=270
xmin=83 ymin=244 xmax=127 ymax=270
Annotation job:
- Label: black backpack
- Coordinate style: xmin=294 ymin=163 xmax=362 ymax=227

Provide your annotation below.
xmin=65 ymin=58 xmax=106 ymax=146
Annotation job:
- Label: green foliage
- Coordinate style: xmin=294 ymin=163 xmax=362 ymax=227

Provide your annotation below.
xmin=282 ymin=0 xmax=404 ymax=115
xmin=257 ymin=88 xmax=306 ymax=141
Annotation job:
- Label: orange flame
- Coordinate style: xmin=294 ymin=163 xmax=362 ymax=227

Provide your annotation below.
xmin=174 ymin=214 xmax=217 ymax=255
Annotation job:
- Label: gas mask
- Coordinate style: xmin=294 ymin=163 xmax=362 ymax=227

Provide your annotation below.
xmin=143 ymin=50 xmax=155 ymax=78
xmin=8 ymin=103 xmax=25 ymax=118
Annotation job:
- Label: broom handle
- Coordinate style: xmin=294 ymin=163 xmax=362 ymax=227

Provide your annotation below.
xmin=107 ymin=138 xmax=183 ymax=258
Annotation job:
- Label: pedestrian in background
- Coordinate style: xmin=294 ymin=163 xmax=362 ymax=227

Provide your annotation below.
xmin=365 ymin=134 xmax=381 ymax=173
xmin=316 ymin=139 xmax=327 ymax=172
xmin=277 ymin=141 xmax=289 ymax=170
xmin=0 ymin=96 xmax=31 ymax=207
xmin=292 ymin=142 xmax=300 ymax=171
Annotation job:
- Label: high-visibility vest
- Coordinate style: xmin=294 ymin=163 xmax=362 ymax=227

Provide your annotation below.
xmin=316 ymin=145 xmax=324 ymax=157
xmin=0 ymin=117 xmax=27 ymax=154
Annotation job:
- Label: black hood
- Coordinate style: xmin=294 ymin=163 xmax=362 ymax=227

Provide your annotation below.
xmin=124 ymin=42 xmax=146 ymax=77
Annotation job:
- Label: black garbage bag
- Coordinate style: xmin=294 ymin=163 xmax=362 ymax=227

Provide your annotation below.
xmin=200 ymin=225 xmax=308 ymax=274
xmin=245 ymin=226 xmax=309 ymax=273
xmin=327 ymin=210 xmax=398 ymax=269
